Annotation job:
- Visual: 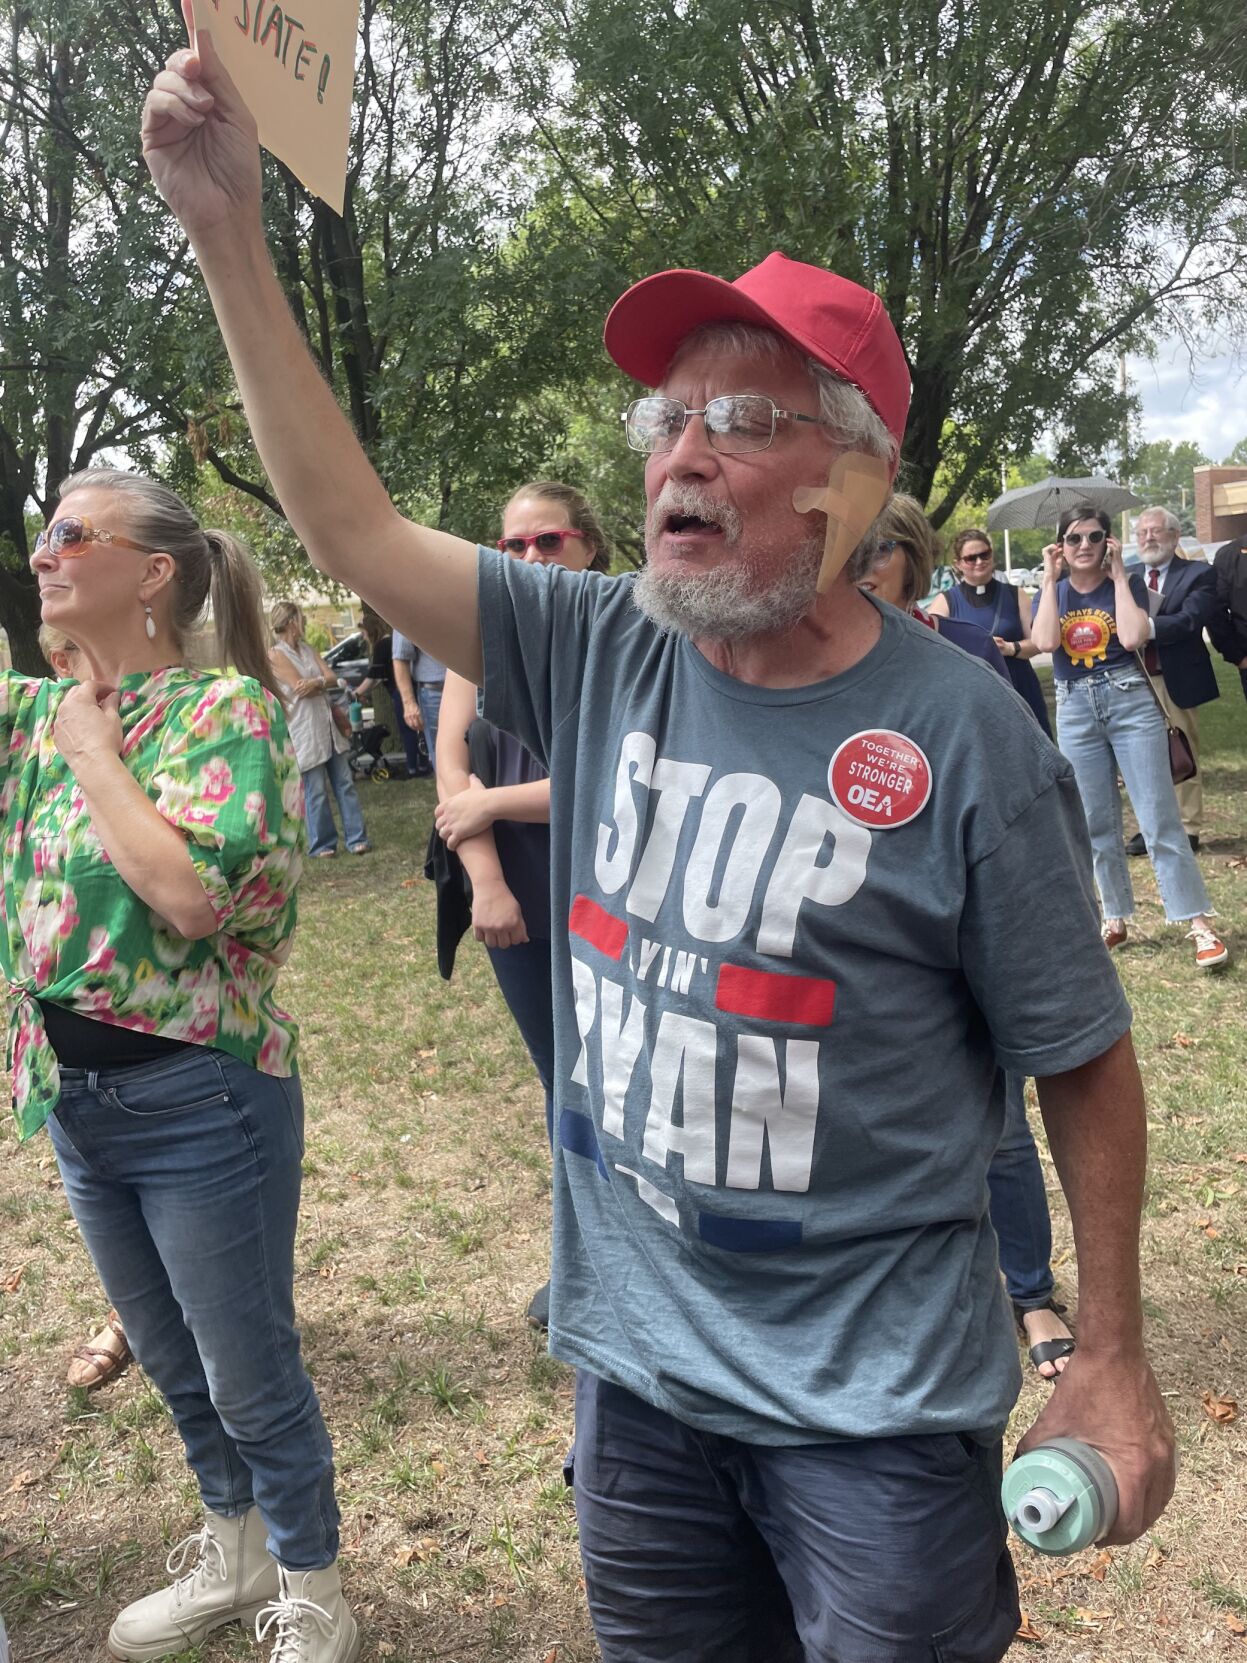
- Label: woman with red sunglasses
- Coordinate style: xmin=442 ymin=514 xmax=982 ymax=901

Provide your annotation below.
xmin=3 ymin=471 xmax=358 ymax=1660
xmin=433 ymin=480 xmax=611 ymax=1329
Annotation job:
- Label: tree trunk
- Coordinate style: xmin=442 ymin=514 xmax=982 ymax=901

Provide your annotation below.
xmin=0 ymin=567 xmax=47 ymax=674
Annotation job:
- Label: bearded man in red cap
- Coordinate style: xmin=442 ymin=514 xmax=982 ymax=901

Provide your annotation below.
xmin=144 ymin=38 xmax=1175 ymax=1663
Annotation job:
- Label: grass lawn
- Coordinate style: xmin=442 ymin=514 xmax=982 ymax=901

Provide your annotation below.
xmin=1 ymin=660 xmax=1244 ymax=1661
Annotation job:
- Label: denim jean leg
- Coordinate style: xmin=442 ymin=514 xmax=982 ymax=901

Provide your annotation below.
xmin=986 ymin=1072 xmax=1054 ymax=1310
xmin=418 ymin=683 xmax=443 ymax=770
xmin=1105 ymin=678 xmax=1211 ymax=922
xmin=301 ymin=761 xmax=338 ymax=856
xmin=48 ymin=1099 xmax=255 ymax=1518
xmin=486 ymin=938 xmax=556 ymax=1146
xmin=327 ymin=747 xmax=369 ymax=850
xmin=50 ymin=1051 xmax=339 ymax=1570
xmin=1055 ymin=681 xmax=1134 ymax=919
xmin=391 ymin=695 xmax=424 ymax=777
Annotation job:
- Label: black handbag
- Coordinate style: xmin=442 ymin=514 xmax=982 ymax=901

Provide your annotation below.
xmin=1133 ymin=652 xmax=1197 ymax=785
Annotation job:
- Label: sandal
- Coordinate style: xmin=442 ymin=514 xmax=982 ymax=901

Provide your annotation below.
xmin=67 ymin=1310 xmax=132 ymax=1390
xmin=1014 ymin=1298 xmax=1076 ymax=1377
xmin=348 ymin=842 xmax=372 ymax=855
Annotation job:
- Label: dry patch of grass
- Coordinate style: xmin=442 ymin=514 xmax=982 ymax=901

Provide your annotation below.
xmin=2 ymin=663 xmax=1245 ymax=1660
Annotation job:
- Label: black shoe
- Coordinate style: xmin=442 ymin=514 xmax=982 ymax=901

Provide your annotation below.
xmin=1188 ymin=834 xmax=1201 ymax=852
xmin=526 ymin=1281 xmax=550 ymax=1331
xmin=1125 ymin=832 xmax=1146 ymax=857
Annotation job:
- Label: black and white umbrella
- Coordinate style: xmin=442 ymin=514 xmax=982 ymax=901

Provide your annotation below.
xmin=985 ymin=476 xmax=1143 ymax=532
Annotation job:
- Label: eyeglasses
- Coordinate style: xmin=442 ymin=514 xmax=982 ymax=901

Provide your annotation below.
xmin=1063 ymin=529 xmax=1106 ymax=547
xmin=495 ymin=528 xmax=589 ymax=557
xmin=960 ymin=549 xmax=993 ymax=563
xmin=870 ymin=538 xmax=908 ymax=568
xmin=622 ymin=395 xmax=823 ymax=456
xmin=34 ymin=514 xmax=158 ymax=559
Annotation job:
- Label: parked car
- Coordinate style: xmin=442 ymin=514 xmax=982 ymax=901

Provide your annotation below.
xmin=324 ymin=630 xmax=370 ymax=688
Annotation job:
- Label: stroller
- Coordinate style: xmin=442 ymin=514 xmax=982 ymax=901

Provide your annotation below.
xmin=348 ymin=721 xmax=393 ymax=781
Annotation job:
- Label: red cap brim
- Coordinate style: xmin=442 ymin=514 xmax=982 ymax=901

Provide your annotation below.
xmin=604 ymin=268 xmax=806 ymax=389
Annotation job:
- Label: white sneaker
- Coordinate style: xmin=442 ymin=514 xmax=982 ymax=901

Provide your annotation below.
xmin=256 ymin=1561 xmax=361 ymax=1662
xmin=107 ymin=1506 xmax=279 ymax=1660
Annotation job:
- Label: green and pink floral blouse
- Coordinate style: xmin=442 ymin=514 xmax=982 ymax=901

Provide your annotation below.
xmin=1 ymin=666 xmax=304 ymax=1140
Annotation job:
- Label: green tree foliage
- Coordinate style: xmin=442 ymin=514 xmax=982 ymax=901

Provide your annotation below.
xmin=508 ymin=0 xmax=1247 ymax=525
xmin=1127 ymin=439 xmax=1211 ymax=532
xmin=3 ymin=0 xmax=1245 ymax=669
xmin=0 ymin=0 xmax=232 ymax=669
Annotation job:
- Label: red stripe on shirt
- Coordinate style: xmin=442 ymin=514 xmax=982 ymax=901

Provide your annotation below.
xmin=568 ymin=895 xmax=627 ymax=961
xmin=715 ymin=963 xmax=837 ymax=1026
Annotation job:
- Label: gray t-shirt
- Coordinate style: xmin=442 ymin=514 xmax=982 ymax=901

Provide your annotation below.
xmin=480 ymin=553 xmax=1131 ymax=1445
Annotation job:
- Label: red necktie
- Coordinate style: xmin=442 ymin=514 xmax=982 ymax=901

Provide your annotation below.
xmin=1144 ymin=568 xmax=1160 ymax=672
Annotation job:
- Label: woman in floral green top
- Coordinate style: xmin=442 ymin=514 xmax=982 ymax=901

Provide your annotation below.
xmin=2 ymin=471 xmax=358 ymax=1662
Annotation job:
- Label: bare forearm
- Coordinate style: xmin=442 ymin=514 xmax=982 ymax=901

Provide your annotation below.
xmin=190 ymin=228 xmax=483 ymax=680
xmin=1036 ymin=1030 xmax=1146 ymax=1354
xmin=73 ymin=755 xmax=217 ymax=938
xmin=485 ymin=781 xmax=552 ymax=824
xmin=393 ymin=659 xmax=416 ymax=702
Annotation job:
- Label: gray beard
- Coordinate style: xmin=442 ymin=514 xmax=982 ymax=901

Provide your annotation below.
xmin=632 ymin=534 xmax=824 ymax=643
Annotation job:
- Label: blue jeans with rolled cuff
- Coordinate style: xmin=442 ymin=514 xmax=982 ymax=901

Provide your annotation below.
xmin=47 ymin=1047 xmax=340 ymax=1570
xmin=1055 ymin=668 xmax=1211 ymax=923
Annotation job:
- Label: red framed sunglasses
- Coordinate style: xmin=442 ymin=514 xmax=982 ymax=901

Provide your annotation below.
xmin=495 ymin=528 xmax=589 ymax=557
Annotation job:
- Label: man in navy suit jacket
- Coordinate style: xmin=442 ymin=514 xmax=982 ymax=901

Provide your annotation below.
xmin=1126 ymin=507 xmax=1219 ymax=854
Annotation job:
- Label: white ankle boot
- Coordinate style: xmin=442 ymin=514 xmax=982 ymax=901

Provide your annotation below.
xmin=107 ymin=1506 xmax=280 ymax=1660
xmin=255 ymin=1561 xmax=360 ymax=1662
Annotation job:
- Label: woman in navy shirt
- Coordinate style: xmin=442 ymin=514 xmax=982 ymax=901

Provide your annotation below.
xmin=928 ymin=529 xmax=1050 ymax=734
xmin=1031 ymin=504 xmax=1226 ymax=969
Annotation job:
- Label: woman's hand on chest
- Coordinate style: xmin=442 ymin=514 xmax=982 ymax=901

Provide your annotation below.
xmin=53 ymin=682 xmax=124 ymax=774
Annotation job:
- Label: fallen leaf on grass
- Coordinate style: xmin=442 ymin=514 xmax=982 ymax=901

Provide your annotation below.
xmin=399 ymin=877 xmax=421 ymax=888
xmin=1015 ymin=1611 xmax=1044 ymax=1642
xmin=2 ymin=1266 xmax=24 ymax=1293
xmin=1227 ymin=1612 xmax=1247 ymax=1638
xmin=1194 ymin=1218 xmax=1220 ymax=1239
xmin=1067 ymin=1607 xmax=1111 ymax=1625
xmin=1166 ymin=1031 xmax=1198 ymax=1048
xmin=1201 ymin=1391 xmax=1238 ymax=1424
xmin=543 ymin=1650 xmax=560 ymax=1663
xmin=6 ymin=1470 xmax=35 ymax=1492
xmin=430 ymin=1460 xmax=447 ymax=1478
xmin=1089 ymin=1550 xmax=1112 ymax=1582
xmin=491 ymin=1594 xmax=509 ymax=1608
xmin=393 ymin=1537 xmax=441 ymax=1566
xmin=1144 ymin=1540 xmax=1168 ymax=1570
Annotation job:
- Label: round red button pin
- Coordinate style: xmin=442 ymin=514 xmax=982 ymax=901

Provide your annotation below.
xmin=828 ymin=730 xmax=932 ymax=829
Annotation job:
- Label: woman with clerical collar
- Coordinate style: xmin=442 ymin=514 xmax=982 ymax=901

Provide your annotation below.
xmin=928 ymin=529 xmax=1051 ymax=734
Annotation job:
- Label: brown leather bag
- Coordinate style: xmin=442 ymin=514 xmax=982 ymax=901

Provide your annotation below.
xmin=1133 ymin=652 xmax=1196 ymax=784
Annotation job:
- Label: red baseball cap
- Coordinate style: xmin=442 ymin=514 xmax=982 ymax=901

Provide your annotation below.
xmin=603 ymin=251 xmax=910 ymax=447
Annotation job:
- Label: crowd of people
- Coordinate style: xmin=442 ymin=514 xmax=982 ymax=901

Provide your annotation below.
xmin=4 ymin=25 xmax=1245 ymax=1663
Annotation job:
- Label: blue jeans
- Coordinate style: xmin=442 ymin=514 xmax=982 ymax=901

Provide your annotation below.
xmin=569 ymin=1373 xmax=1019 ymax=1663
xmin=391 ymin=693 xmax=426 ymax=778
xmin=302 ymin=747 xmax=368 ymax=855
xmin=486 ymin=938 xmax=555 ymax=1146
xmin=417 ymin=682 xmax=444 ymax=771
xmin=1055 ymin=668 xmax=1211 ymax=922
xmin=987 ymin=1073 xmax=1053 ymax=1310
xmin=47 ymin=1049 xmax=340 ymax=1570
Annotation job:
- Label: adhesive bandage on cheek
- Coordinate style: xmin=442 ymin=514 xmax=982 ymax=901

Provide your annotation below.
xmin=792 ymin=453 xmax=892 ymax=592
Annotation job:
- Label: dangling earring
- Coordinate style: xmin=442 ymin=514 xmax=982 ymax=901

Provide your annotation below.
xmin=144 ymin=605 xmax=156 ymax=641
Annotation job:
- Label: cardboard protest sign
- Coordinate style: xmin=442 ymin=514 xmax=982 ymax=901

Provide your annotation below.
xmin=792 ymin=451 xmax=892 ymax=592
xmin=189 ymin=0 xmax=359 ymax=215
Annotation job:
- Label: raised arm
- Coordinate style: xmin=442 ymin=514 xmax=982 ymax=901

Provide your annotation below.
xmin=1030 ymin=544 xmax=1064 ymax=653
xmin=142 ymin=19 xmax=482 ymax=682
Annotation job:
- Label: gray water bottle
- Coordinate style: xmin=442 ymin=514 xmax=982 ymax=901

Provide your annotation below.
xmin=1001 ymin=1438 xmax=1118 ymax=1556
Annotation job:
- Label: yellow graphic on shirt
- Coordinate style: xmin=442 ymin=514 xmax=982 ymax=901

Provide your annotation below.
xmin=1061 ymin=609 xmax=1115 ymax=669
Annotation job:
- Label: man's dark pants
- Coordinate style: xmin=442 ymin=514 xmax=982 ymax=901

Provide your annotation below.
xmin=569 ymin=1372 xmax=1019 ymax=1663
